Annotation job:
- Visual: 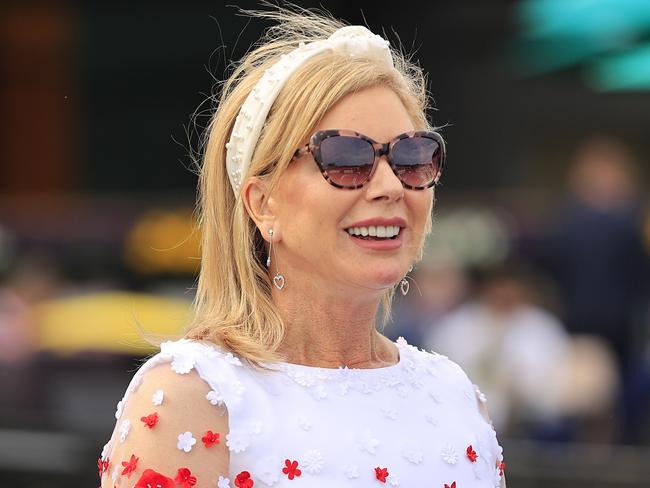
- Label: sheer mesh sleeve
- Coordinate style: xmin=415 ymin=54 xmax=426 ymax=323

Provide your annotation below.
xmin=474 ymin=385 xmax=506 ymax=488
xmin=99 ymin=363 xmax=231 ymax=488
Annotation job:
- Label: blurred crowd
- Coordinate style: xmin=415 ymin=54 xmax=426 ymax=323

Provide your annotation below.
xmin=388 ymin=136 xmax=650 ymax=446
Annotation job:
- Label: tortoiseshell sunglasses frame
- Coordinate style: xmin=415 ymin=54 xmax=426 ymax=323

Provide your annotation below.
xmin=292 ymin=129 xmax=445 ymax=190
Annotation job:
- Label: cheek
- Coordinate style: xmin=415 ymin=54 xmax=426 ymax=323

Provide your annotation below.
xmin=411 ymin=191 xmax=434 ymax=225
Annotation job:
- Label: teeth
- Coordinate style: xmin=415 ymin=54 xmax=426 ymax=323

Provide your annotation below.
xmin=346 ymin=225 xmax=401 ymax=238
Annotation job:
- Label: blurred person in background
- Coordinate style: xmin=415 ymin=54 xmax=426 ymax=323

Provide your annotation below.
xmin=423 ymin=259 xmax=619 ymax=443
xmin=527 ymin=136 xmax=650 ymax=443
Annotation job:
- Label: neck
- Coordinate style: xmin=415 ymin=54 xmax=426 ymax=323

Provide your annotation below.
xmin=272 ymin=277 xmax=398 ymax=369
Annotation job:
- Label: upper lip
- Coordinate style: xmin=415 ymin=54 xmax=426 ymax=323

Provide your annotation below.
xmin=345 ymin=217 xmax=407 ymax=229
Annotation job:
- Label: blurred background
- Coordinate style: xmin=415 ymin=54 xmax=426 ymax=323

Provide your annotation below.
xmin=1 ymin=0 xmax=649 ymax=486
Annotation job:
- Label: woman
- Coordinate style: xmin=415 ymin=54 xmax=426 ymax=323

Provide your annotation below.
xmin=99 ymin=7 xmax=505 ymax=488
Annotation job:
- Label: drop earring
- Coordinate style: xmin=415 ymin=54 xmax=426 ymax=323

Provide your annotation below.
xmin=400 ymin=265 xmax=413 ymax=296
xmin=267 ymin=229 xmax=285 ymax=290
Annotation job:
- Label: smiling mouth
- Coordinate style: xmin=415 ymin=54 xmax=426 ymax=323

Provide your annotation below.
xmin=344 ymin=225 xmax=402 ymax=240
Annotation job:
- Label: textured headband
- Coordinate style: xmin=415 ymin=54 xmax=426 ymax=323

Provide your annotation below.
xmin=225 ymin=25 xmax=394 ymax=196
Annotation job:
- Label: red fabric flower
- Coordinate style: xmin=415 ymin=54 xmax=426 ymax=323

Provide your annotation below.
xmin=97 ymin=457 xmax=109 ymax=478
xmin=234 ymin=470 xmax=254 ymax=488
xmin=174 ymin=467 xmax=197 ymax=487
xmin=134 ymin=469 xmax=174 ymax=488
xmin=466 ymin=444 xmax=478 ymax=462
xmin=375 ymin=467 xmax=389 ymax=483
xmin=444 ymin=482 xmax=457 ymax=488
xmin=140 ymin=412 xmax=159 ymax=429
xmin=499 ymin=461 xmax=506 ymax=476
xmin=201 ymin=430 xmax=220 ymax=447
xmin=282 ymin=459 xmax=302 ymax=480
xmin=121 ymin=454 xmax=139 ymax=478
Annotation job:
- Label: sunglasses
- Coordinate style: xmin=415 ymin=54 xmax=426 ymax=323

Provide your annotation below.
xmin=292 ymin=129 xmax=445 ymax=190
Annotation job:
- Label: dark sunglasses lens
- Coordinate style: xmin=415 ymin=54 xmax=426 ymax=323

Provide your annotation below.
xmin=319 ymin=136 xmax=374 ymax=187
xmin=392 ymin=137 xmax=441 ymax=187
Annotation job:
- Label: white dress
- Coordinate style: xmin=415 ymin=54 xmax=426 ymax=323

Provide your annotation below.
xmin=100 ymin=337 xmax=505 ymax=487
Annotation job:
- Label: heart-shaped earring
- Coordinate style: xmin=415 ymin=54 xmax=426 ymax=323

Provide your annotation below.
xmin=268 ymin=228 xmax=286 ymax=290
xmin=273 ymin=274 xmax=285 ymax=290
xmin=400 ymin=265 xmax=413 ymax=296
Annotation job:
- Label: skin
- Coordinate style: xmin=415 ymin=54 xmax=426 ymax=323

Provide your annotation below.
xmin=243 ymin=85 xmax=434 ymax=369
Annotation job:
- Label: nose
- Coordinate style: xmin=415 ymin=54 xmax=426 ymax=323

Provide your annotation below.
xmin=365 ymin=156 xmax=404 ymax=202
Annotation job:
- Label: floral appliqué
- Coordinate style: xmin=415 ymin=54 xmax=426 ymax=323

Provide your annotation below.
xmin=375 ymin=467 xmax=389 ymax=483
xmin=282 ymin=459 xmax=302 ymax=480
xmin=345 ymin=465 xmax=359 ymax=479
xmin=135 ymin=469 xmax=174 ymax=488
xmin=466 ymin=444 xmax=478 ymax=463
xmin=217 ymin=475 xmax=232 ymax=488
xmin=440 ymin=444 xmax=458 ymax=465
xmin=121 ymin=454 xmax=138 ymax=477
xmin=202 ymin=430 xmax=220 ymax=447
xmin=226 ymin=429 xmax=250 ymax=453
xmin=170 ymin=354 xmax=194 ymax=374
xmin=206 ymin=389 xmax=225 ymax=406
xmin=444 ymin=482 xmax=457 ymax=488
xmin=177 ymin=431 xmax=197 ymax=452
xmin=358 ymin=430 xmax=379 ymax=454
xmin=119 ymin=419 xmax=131 ymax=442
xmin=302 ymin=449 xmax=324 ymax=474
xmin=97 ymin=457 xmax=109 ymax=478
xmin=140 ymin=412 xmax=159 ymax=429
xmin=234 ymin=470 xmax=254 ymax=488
xmin=175 ymin=467 xmax=197 ymax=487
xmin=152 ymin=389 xmax=164 ymax=406
xmin=115 ymin=400 xmax=124 ymax=420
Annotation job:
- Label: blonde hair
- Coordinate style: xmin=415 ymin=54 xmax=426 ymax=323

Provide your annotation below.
xmin=185 ymin=4 xmax=436 ymax=369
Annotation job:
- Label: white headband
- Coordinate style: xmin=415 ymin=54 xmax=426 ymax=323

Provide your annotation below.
xmin=225 ymin=25 xmax=394 ymax=196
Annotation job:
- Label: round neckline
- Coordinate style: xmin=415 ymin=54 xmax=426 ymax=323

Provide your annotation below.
xmin=270 ymin=339 xmax=405 ymax=372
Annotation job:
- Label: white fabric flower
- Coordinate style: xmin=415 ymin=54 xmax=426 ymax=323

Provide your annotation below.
xmin=225 ymin=429 xmax=250 ymax=453
xmin=402 ymin=444 xmax=423 ymax=464
xmin=223 ymin=352 xmax=242 ymax=366
xmin=425 ymin=412 xmax=438 ymax=425
xmin=313 ymin=384 xmax=327 ymax=400
xmin=474 ymin=384 xmax=488 ymax=403
xmin=337 ymin=381 xmax=351 ymax=396
xmin=100 ymin=441 xmax=110 ymax=461
xmin=177 ymin=431 xmax=196 ymax=452
xmin=152 ymin=389 xmax=164 ymax=406
xmin=230 ymin=379 xmax=245 ymax=396
xmin=345 ymin=464 xmax=359 ymax=479
xmin=293 ymin=370 xmax=316 ymax=387
xmin=428 ymin=388 xmax=443 ymax=403
xmin=358 ymin=430 xmax=379 ymax=454
xmin=298 ymin=416 xmax=312 ymax=431
xmin=206 ymin=389 xmax=224 ymax=406
xmin=302 ymin=449 xmax=325 ymax=474
xmin=381 ymin=407 xmax=398 ymax=420
xmin=217 ymin=475 xmax=231 ymax=488
xmin=130 ymin=374 xmax=143 ymax=393
xmin=396 ymin=336 xmax=408 ymax=346
xmin=171 ymin=354 xmax=194 ymax=374
xmin=256 ymin=455 xmax=281 ymax=486
xmin=118 ymin=419 xmax=131 ymax=443
xmin=114 ymin=400 xmax=124 ymax=420
xmin=440 ymin=444 xmax=458 ymax=464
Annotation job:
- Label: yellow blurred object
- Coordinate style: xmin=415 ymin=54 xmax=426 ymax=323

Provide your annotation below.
xmin=32 ymin=291 xmax=192 ymax=355
xmin=123 ymin=208 xmax=201 ymax=276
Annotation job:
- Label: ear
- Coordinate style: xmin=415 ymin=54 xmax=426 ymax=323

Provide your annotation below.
xmin=241 ymin=176 xmax=277 ymax=243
